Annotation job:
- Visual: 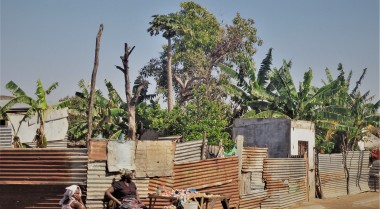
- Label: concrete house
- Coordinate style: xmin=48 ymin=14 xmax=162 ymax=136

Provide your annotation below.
xmin=233 ymin=118 xmax=316 ymax=199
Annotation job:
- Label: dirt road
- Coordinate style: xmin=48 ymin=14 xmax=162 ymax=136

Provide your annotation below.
xmin=291 ymin=191 xmax=379 ymax=209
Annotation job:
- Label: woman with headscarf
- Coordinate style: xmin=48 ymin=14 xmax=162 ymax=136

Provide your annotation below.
xmin=105 ymin=169 xmax=147 ymax=209
xmin=59 ymin=185 xmax=86 ymax=209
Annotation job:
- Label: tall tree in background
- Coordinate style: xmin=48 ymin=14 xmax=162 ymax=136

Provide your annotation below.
xmin=144 ymin=2 xmax=262 ymax=107
xmin=0 ymin=80 xmax=70 ymax=148
xmin=87 ymin=24 xmax=104 ymax=142
xmin=116 ymin=43 xmax=149 ymax=140
xmin=148 ymin=13 xmax=181 ymax=111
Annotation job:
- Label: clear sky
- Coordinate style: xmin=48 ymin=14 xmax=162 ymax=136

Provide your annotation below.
xmin=1 ymin=0 xmax=379 ymax=105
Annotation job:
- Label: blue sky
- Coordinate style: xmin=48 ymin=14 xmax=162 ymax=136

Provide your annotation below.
xmin=1 ymin=0 xmax=379 ymax=104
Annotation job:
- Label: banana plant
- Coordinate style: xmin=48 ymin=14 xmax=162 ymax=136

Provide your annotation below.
xmin=315 ymin=64 xmax=379 ymax=194
xmin=0 ymin=80 xmax=70 ymax=148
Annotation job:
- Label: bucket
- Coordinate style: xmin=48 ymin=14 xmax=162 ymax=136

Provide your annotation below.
xmin=182 ymin=201 xmax=198 ymax=209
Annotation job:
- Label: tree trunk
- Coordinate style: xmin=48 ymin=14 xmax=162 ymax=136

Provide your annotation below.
xmin=87 ymin=24 xmax=104 ymax=143
xmin=167 ymin=38 xmax=174 ymax=111
xmin=342 ymin=135 xmax=350 ymax=195
xmin=128 ymin=105 xmax=136 ymax=141
xmin=120 ymin=43 xmax=136 ymax=140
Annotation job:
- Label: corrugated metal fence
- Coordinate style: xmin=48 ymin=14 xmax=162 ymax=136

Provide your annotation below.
xmin=174 ymin=156 xmax=239 ymax=209
xmin=0 ymin=148 xmax=88 ymax=209
xmin=261 ymin=158 xmax=307 ymax=209
xmin=317 ymin=151 xmax=371 ymax=198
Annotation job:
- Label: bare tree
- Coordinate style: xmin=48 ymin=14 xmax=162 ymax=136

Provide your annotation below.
xmin=116 ymin=43 xmax=148 ymax=140
xmin=87 ymin=24 xmax=104 ymax=143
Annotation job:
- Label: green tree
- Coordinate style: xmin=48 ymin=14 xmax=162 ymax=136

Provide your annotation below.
xmin=315 ymin=64 xmax=380 ymax=194
xmin=0 ymin=80 xmax=69 ymax=148
xmin=136 ymin=85 xmax=233 ymax=151
xmin=67 ymin=79 xmax=130 ymax=141
xmin=144 ymin=2 xmax=262 ymax=107
xmin=148 ymin=12 xmax=181 ymax=111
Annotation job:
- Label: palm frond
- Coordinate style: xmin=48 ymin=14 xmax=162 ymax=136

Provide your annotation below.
xmin=45 ymin=82 xmax=59 ymax=95
xmin=257 ymin=48 xmax=273 ymax=87
xmin=5 ymin=81 xmax=26 ymax=97
xmin=36 ymin=79 xmax=48 ymax=110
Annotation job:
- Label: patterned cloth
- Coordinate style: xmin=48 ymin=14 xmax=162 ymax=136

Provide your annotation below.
xmin=120 ymin=197 xmax=147 ymax=209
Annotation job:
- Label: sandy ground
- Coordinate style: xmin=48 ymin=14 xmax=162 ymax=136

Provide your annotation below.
xmin=291 ymin=191 xmax=379 ymax=209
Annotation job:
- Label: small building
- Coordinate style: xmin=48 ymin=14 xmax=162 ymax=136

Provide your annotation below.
xmin=0 ymin=97 xmax=69 ymax=148
xmin=233 ymin=118 xmax=315 ymax=199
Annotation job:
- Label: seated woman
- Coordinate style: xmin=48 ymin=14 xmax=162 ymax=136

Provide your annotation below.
xmin=59 ymin=185 xmax=86 ymax=209
xmin=105 ymin=169 xmax=147 ymax=209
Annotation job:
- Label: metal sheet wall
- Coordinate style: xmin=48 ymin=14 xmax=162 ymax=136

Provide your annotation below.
xmin=239 ymin=147 xmax=268 ymax=208
xmin=318 ymin=151 xmax=371 ymax=198
xmin=173 ymin=156 xmax=239 ymax=209
xmin=175 ymin=140 xmax=203 ymax=163
xmin=261 ymin=158 xmax=306 ymax=209
xmin=86 ymin=161 xmax=150 ymax=209
xmin=0 ymin=126 xmax=12 ymax=148
xmin=0 ymin=148 xmax=88 ymax=209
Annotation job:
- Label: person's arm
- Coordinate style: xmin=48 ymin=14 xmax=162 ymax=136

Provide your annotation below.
xmin=134 ymin=183 xmax=141 ymax=203
xmin=71 ymin=200 xmax=86 ymax=209
xmin=105 ymin=186 xmax=122 ymax=205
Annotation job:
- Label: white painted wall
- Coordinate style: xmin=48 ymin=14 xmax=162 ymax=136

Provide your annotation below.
xmin=7 ymin=108 xmax=68 ymax=144
xmin=290 ymin=120 xmax=315 ymax=200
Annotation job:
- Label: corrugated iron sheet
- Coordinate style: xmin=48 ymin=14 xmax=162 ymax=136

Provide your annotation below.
xmin=241 ymin=147 xmax=268 ymax=193
xmin=86 ymin=161 xmax=150 ymax=209
xmin=318 ymin=151 xmax=371 ymax=198
xmin=175 ymin=140 xmax=203 ymax=163
xmin=261 ymin=158 xmax=306 ymax=209
xmin=173 ymin=156 xmax=239 ymax=209
xmin=369 ymin=159 xmax=380 ymax=191
xmin=239 ymin=190 xmax=268 ymax=209
xmin=141 ymin=177 xmax=175 ymax=209
xmin=0 ymin=148 xmax=88 ymax=209
xmin=0 ymin=126 xmax=12 ymax=148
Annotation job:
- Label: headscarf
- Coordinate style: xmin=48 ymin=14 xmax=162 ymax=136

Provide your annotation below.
xmin=59 ymin=185 xmax=82 ymax=205
xmin=120 ymin=169 xmax=133 ymax=181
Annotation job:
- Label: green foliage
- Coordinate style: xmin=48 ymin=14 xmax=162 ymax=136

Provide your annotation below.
xmin=315 ymin=64 xmax=379 ymax=152
xmin=136 ymin=85 xmax=234 ymax=151
xmin=1 ymin=79 xmax=68 ymax=148
xmin=66 ymin=79 xmax=129 ymax=141
xmin=144 ymin=2 xmax=262 ymax=106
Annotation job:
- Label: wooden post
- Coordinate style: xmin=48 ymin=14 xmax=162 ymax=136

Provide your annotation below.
xmin=87 ymin=24 xmax=104 ymax=147
xmin=305 ymin=151 xmax=309 ymax=202
xmin=235 ymin=135 xmax=244 ymax=195
xmin=201 ymin=131 xmax=207 ymax=160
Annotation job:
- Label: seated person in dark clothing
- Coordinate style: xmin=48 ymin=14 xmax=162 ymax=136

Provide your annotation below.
xmin=105 ymin=169 xmax=147 ymax=209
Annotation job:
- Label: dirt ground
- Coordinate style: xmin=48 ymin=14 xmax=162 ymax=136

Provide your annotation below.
xmin=291 ymin=191 xmax=379 ymax=209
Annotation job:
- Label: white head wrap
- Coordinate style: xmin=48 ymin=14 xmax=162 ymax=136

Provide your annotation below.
xmin=59 ymin=185 xmax=82 ymax=205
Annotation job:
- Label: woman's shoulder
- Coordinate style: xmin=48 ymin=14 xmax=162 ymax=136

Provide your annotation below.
xmin=112 ymin=180 xmax=124 ymax=188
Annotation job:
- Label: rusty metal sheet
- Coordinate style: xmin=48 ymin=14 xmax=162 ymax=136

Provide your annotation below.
xmin=135 ymin=140 xmax=175 ymax=178
xmin=261 ymin=158 xmax=306 ymax=208
xmin=173 ymin=156 xmax=239 ymax=209
xmin=0 ymin=148 xmax=88 ymax=209
xmin=0 ymin=148 xmax=88 ymax=185
xmin=107 ymin=140 xmax=136 ymax=172
xmin=239 ymin=190 xmax=268 ymax=209
xmin=88 ymin=139 xmax=107 ymax=160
